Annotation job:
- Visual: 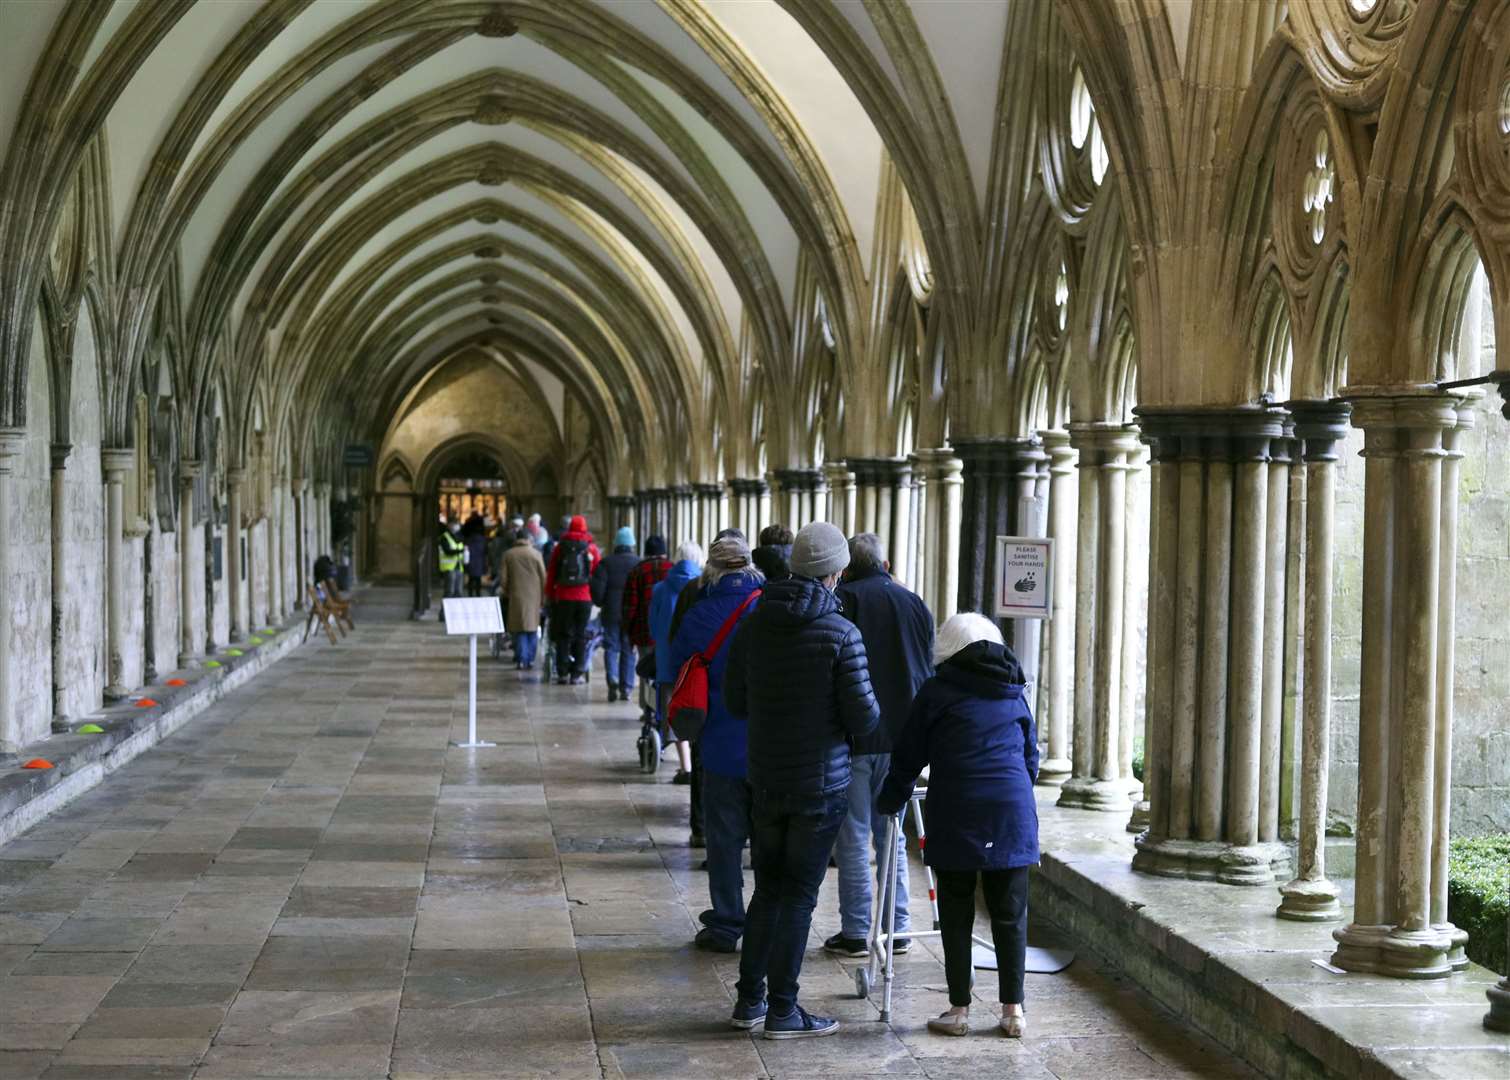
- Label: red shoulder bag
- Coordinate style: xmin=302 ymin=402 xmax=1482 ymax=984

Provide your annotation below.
xmin=667 ymin=590 xmax=761 ymax=742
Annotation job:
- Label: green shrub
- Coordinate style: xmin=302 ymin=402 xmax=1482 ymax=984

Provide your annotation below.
xmin=1448 ymin=834 xmax=1509 ymax=976
xmin=1131 ymin=734 xmax=1145 ymax=783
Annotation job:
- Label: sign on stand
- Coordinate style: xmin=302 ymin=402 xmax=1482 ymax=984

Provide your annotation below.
xmin=993 ymin=536 xmax=1054 ymax=620
xmin=442 ymin=597 xmax=504 ymax=749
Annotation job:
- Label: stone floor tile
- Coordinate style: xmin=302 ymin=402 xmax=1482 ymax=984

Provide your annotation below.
xmin=214 ymin=989 xmax=401 ymax=1045
xmin=0 ymin=976 xmax=117 ymax=1022
xmin=599 ymin=1034 xmax=768 ymax=1079
xmin=391 ymin=1006 xmax=599 ymax=1077
xmin=297 ymin=861 xmax=426 ymax=888
xmin=41 ymin=1064 xmax=195 ymax=1078
xmin=194 ymin=1042 xmax=395 ymax=1078
xmin=244 ymin=935 xmax=411 ymax=991
xmin=0 ymin=1022 xmax=79 ymax=1051
xmin=120 ymin=944 xmax=261 ymax=985
xmin=0 ymin=1050 xmax=54 ymax=1079
xmin=98 ymin=981 xmax=240 ymax=1008
xmin=39 ymin=916 xmax=161 ymax=952
xmin=279 ymin=886 xmax=419 ymax=918
xmin=401 ymin=948 xmax=586 ymax=1009
xmin=412 ymin=906 xmax=573 ymax=950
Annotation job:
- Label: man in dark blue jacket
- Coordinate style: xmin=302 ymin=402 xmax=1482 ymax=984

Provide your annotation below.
xmin=825 ymin=533 xmax=934 ymax=958
xmin=669 ymin=535 xmax=764 ymax=953
xmin=723 ymin=521 xmax=879 ymax=1040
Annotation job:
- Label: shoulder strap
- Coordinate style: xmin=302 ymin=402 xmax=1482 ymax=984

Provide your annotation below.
xmin=702 ymin=590 xmax=761 ymax=662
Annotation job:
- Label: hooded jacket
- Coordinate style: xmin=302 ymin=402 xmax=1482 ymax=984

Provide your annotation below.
xmin=724 ymin=575 xmax=879 ymax=797
xmin=835 ymin=566 xmax=935 ymax=756
xmin=878 ymin=640 xmax=1039 ymax=871
xmin=752 ymin=543 xmax=792 ymax=582
xmin=590 ymin=547 xmax=640 ymax=627
xmin=649 ymin=559 xmax=701 ymax=684
xmin=545 ymin=515 xmax=601 ymax=603
xmin=623 ymin=555 xmax=671 ymax=646
xmin=668 ymin=572 xmax=763 ymax=778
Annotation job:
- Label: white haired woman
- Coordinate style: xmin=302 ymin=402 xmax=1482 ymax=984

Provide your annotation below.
xmin=876 ymin=612 xmax=1039 ymax=1038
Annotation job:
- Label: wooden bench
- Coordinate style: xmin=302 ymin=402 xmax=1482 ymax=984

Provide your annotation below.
xmin=303 ymin=584 xmax=342 ymax=645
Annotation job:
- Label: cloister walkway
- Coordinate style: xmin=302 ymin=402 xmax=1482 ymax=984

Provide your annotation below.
xmin=0 ymin=588 xmax=1248 ymax=1079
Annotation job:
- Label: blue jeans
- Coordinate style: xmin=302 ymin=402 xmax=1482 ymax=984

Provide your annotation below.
xmin=602 ymin=623 xmax=635 ymax=689
xmin=512 ymin=631 xmax=538 ymax=667
xmin=836 ymin=753 xmax=910 ymax=938
xmin=736 ymin=787 xmax=848 ymax=1014
xmin=700 ymin=770 xmax=752 ymax=944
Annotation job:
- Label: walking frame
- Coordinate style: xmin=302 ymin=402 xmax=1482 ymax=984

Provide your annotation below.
xmin=853 ymin=787 xmax=993 ymax=1022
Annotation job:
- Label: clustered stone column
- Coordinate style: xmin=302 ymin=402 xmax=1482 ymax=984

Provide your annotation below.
xmin=1276 ymin=402 xmax=1350 ymax=922
xmin=1035 ymin=431 xmax=1076 ymax=785
xmin=226 ymin=468 xmax=245 ymax=642
xmin=178 ymin=460 xmax=202 ymax=666
xmin=772 ymin=468 xmax=825 ymax=532
xmin=1058 ymin=425 xmax=1141 ymax=813
xmin=913 ymin=447 xmax=962 ymax=622
xmin=607 ymin=494 xmax=635 ymax=540
xmin=101 ymin=448 xmax=134 ymax=699
xmin=1330 ymin=392 xmax=1469 ymax=979
xmin=269 ymin=474 xmax=286 ymax=621
xmin=670 ymin=485 xmax=694 ymax=547
xmin=0 ymin=429 xmax=26 ymax=753
xmin=1132 ymin=409 xmax=1291 ymax=885
xmin=49 ymin=444 xmax=69 ymax=726
xmin=824 ymin=461 xmax=856 ymax=536
xmin=728 ymin=479 xmax=767 ymax=540
xmin=849 ymin=458 xmax=916 ymax=587
xmin=291 ymin=477 xmax=306 ymax=609
xmin=694 ymin=483 xmax=723 ymax=547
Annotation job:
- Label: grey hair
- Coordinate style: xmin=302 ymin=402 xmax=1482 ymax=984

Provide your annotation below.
xmin=934 ymin=612 xmax=1003 ymax=665
xmin=848 ymin=532 xmax=887 ymax=574
xmin=706 ymin=564 xmax=765 ymax=588
xmin=676 ymin=541 xmax=705 ymax=565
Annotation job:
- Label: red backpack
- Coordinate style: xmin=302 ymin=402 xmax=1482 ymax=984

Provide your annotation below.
xmin=667 ymin=590 xmax=761 ymax=741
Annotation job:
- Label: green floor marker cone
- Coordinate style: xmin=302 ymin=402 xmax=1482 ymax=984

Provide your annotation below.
xmin=77 ymin=723 xmax=105 ymax=734
xmin=248 ymin=637 xmax=264 ymax=645
xmin=224 ymin=648 xmax=243 ymax=657
xmin=204 ymin=660 xmax=222 ymax=668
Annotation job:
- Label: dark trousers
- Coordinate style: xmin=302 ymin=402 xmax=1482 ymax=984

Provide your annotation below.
xmin=552 ymin=600 xmax=592 ymax=677
xmin=935 ymin=865 xmax=1029 ymax=1007
xmin=735 ymin=787 xmax=847 ymax=1015
xmin=700 ymin=770 xmax=752 ymax=943
xmin=465 ymin=574 xmax=483 ymax=597
xmin=603 ymin=623 xmax=635 ymax=689
xmin=690 ymin=742 xmax=704 ymax=836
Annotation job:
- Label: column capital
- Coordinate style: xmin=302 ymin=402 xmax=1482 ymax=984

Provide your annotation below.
xmin=178 ymin=458 xmax=203 ymax=483
xmin=670 ymin=483 xmax=695 ymax=497
xmin=693 ymin=482 xmax=724 ymax=497
xmin=50 ymin=443 xmax=72 ymax=470
xmin=100 ymin=446 xmax=134 ymax=475
xmin=1134 ymin=406 xmax=1287 ymax=462
xmin=1288 ymin=399 xmax=1352 ymax=462
xmin=225 ymin=467 xmax=247 ymax=486
xmin=912 ymin=447 xmax=963 ymax=482
xmin=772 ymin=466 xmax=824 ymax=492
xmin=291 ymin=476 xmax=307 ymax=494
xmin=1344 ymin=387 xmax=1462 ymax=432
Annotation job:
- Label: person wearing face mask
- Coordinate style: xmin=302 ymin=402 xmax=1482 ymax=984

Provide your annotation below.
xmin=437 ymin=518 xmax=466 ymax=621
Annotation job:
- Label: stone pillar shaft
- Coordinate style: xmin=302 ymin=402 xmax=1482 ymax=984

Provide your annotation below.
xmin=1259 ymin=436 xmax=1291 ymax=842
xmin=101 ymin=449 xmax=133 ymax=700
xmin=0 ymin=431 xmax=25 ymax=752
xmin=1038 ymin=431 xmax=1075 ymax=785
xmin=178 ymin=461 xmax=203 ymax=665
xmin=226 ymin=470 xmax=245 ymax=642
xmin=914 ymin=449 xmax=961 ymax=622
xmin=49 ymin=445 xmax=69 ymax=724
xmin=1140 ymin=442 xmax=1179 ymax=836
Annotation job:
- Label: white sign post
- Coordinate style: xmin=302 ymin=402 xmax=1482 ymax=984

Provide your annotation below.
xmin=442 ymin=597 xmax=505 ymax=749
xmin=993 ymin=536 xmax=1054 ymax=620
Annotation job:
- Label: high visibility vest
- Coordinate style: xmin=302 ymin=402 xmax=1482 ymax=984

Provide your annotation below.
xmin=438 ymin=531 xmax=464 ymax=572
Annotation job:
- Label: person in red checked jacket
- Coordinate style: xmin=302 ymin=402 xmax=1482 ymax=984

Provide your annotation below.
xmin=545 ymin=515 xmax=602 ymax=685
xmin=622 ymin=535 xmax=670 ymax=650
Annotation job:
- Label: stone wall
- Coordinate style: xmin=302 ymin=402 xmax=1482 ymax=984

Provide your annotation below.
xmin=150 ymin=524 xmax=179 ymax=678
xmin=1329 ymin=373 xmax=1510 ymax=839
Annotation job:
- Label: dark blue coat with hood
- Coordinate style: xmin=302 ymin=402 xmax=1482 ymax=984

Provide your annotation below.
xmin=878 ymin=640 xmax=1039 ymax=871
xmin=835 ymin=566 xmax=934 ymax=756
xmin=724 ymin=575 xmax=880 ymax=796
xmin=668 ymin=572 xmax=763 ymax=779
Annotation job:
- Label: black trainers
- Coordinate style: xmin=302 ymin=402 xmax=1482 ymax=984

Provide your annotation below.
xmin=694 ymin=927 xmax=737 ymax=953
xmin=891 ymin=937 xmax=912 ymax=954
xmin=763 ymin=1004 xmax=838 ymax=1040
xmin=823 ymin=933 xmax=867 ymax=958
xmin=671 ymin=770 xmax=692 ymax=786
xmin=689 ymin=832 xmax=705 ymax=849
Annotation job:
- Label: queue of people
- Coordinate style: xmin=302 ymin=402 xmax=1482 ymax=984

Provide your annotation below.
xmin=447 ymin=509 xmax=1041 ymax=1042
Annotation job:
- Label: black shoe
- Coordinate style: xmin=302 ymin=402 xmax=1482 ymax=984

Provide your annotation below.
xmin=694 ymin=928 xmax=737 ymax=953
xmin=698 ymin=859 xmax=708 ymax=871
xmin=671 ymin=770 xmax=691 ymax=785
xmin=891 ymin=937 xmax=912 ymax=954
xmin=689 ymin=832 xmax=705 ymax=849
xmin=556 ymin=676 xmax=569 ymax=686
xmin=607 ymin=683 xmax=619 ymax=702
xmin=823 ymin=933 xmax=867 ymax=958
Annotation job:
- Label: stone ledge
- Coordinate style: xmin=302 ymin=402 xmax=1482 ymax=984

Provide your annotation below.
xmin=0 ymin=616 xmax=311 ymax=844
xmin=1029 ymin=788 xmax=1508 ymax=1079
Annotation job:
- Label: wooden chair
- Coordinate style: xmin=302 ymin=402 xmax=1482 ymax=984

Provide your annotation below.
xmin=304 ymin=585 xmax=341 ymax=644
xmin=321 ymin=578 xmax=355 ymax=632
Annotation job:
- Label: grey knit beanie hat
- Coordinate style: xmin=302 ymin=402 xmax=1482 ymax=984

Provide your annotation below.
xmin=790 ymin=521 xmax=850 ymax=579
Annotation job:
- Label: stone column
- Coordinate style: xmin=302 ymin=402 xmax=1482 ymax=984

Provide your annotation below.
xmin=1010 ymin=443 xmax=1047 ymax=708
xmin=607 ymin=495 xmax=634 ymax=536
xmin=756 ymin=477 xmax=771 ymax=536
xmin=1488 ymin=934 xmax=1510 ymax=1031
xmin=1136 ymin=432 xmax=1178 ymax=834
xmin=1036 ymin=431 xmax=1075 ymax=785
xmin=101 ymin=448 xmax=133 ymax=699
xmin=914 ymin=449 xmax=962 ymax=622
xmin=1277 ymin=401 xmax=1348 ymax=922
xmin=890 ymin=461 xmax=914 ymax=588
xmin=825 ymin=461 xmax=856 ymax=536
xmin=1331 ymin=393 xmax=1460 ymax=978
xmin=0 ymin=430 xmax=26 ymax=753
xmin=1121 ymin=441 xmax=1149 ymax=826
xmin=226 ymin=469 xmax=245 ymax=642
xmin=291 ymin=478 xmax=306 ymax=609
xmin=269 ymin=476 xmax=285 ymax=621
xmin=1258 ymin=427 xmax=1292 ymax=842
xmin=316 ymin=482 xmax=331 ymax=560
xmin=178 ymin=460 xmax=203 ymax=666
xmin=1132 ymin=409 xmax=1290 ymax=885
xmin=1059 ymin=426 xmax=1137 ymax=812
xmin=694 ymin=484 xmax=723 ymax=547
xmin=48 ymin=445 xmax=69 ymax=727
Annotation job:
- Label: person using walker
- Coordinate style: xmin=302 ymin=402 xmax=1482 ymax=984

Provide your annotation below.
xmin=877 ymin=612 xmax=1039 ymax=1038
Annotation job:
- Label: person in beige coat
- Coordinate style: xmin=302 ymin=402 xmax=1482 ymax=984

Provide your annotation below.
xmin=496 ymin=530 xmax=547 ymax=669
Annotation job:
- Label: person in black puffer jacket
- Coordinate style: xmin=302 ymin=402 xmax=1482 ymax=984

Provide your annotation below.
xmin=723 ymin=521 xmax=878 ymax=1040
xmin=752 ymin=523 xmax=793 ymax=582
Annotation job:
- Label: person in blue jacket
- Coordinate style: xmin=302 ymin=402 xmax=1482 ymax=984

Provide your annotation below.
xmin=650 ymin=542 xmax=704 ymax=789
xmin=669 ymin=534 xmax=764 ymax=952
xmin=878 ymin=612 xmax=1039 ymax=1040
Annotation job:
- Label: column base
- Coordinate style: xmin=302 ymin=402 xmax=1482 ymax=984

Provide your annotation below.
xmin=1036 ymin=758 xmax=1071 ymax=787
xmin=1435 ymin=922 xmax=1470 ymax=972
xmin=1057 ymin=777 xmax=1132 ymax=812
xmin=1132 ymin=835 xmax=1289 ymax=885
xmin=1485 ymin=976 xmax=1510 ymax=1033
xmin=178 ymin=653 xmax=203 ymax=669
xmin=1126 ymin=800 xmax=1150 ymax=833
xmin=103 ymin=684 xmax=130 ymax=704
xmin=229 ymin=630 xmax=244 ymax=644
xmin=1276 ymin=876 xmax=1342 ymax=922
xmin=1331 ymin=922 xmax=1455 ymax=979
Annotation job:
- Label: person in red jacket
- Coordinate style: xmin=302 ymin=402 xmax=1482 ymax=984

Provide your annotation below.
xmin=545 ymin=514 xmax=602 ymax=685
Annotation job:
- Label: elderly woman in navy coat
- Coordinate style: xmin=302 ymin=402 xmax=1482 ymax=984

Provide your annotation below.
xmin=878 ymin=612 xmax=1039 ymax=1038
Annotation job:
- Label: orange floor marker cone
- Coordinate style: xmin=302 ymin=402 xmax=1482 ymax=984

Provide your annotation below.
xmin=22 ymin=758 xmax=53 ymax=769
xmin=165 ymin=678 xmax=187 ymax=687
xmin=135 ymin=698 xmax=159 ymax=708
xmin=76 ymin=723 xmax=105 ymax=734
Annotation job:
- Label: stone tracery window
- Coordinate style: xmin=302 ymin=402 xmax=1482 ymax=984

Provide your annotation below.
xmin=1070 ymin=67 xmax=1092 ymax=149
xmin=1347 ymin=0 xmax=1378 ymax=14
xmin=1302 ymin=129 xmax=1335 ymax=245
xmin=1499 ymin=78 xmax=1509 ymax=137
xmin=1054 ymin=259 xmax=1069 ymax=330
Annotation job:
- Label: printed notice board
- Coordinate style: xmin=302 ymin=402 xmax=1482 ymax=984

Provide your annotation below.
xmin=442 ymin=597 xmax=504 ymax=636
xmin=994 ymin=536 xmax=1053 ymax=620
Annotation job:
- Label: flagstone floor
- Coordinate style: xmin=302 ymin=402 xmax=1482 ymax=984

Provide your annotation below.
xmin=0 ymin=587 xmax=1253 ymax=1079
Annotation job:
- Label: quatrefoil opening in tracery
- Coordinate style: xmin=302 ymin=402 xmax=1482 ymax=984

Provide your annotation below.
xmin=1302 ymin=130 xmax=1335 ymax=246
xmin=1068 ymin=67 xmax=1108 ymax=185
xmin=1053 ymin=259 xmax=1069 ymax=331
